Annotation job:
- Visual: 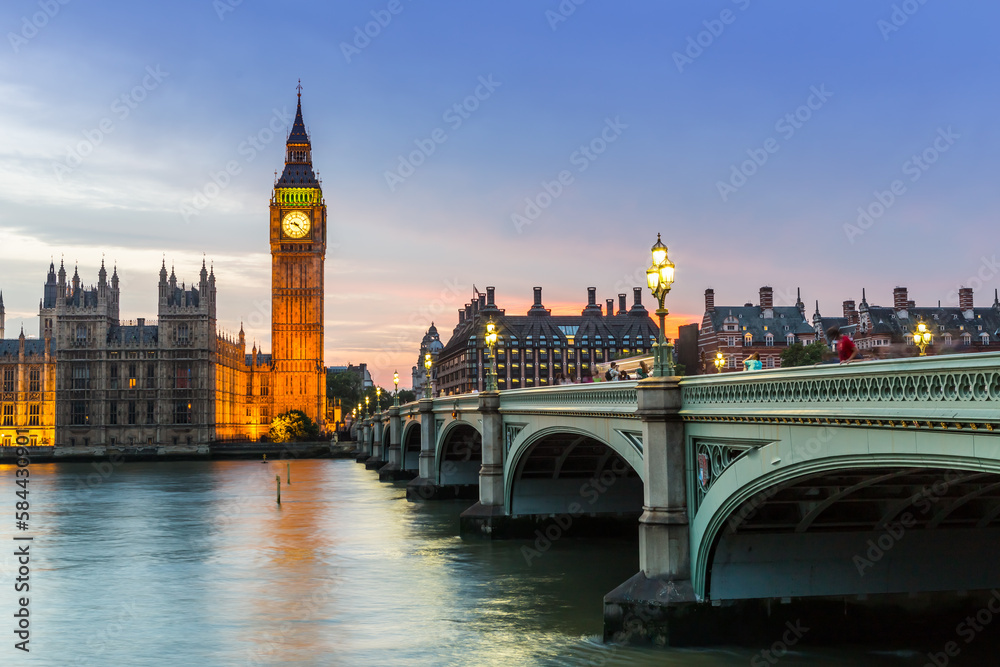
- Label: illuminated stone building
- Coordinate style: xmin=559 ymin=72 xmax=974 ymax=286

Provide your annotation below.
xmin=267 ymin=86 xmax=327 ymax=427
xmin=0 ymin=87 xmax=328 ymax=446
xmin=434 ymin=286 xmax=658 ymax=396
xmin=0 ymin=291 xmax=56 ymax=446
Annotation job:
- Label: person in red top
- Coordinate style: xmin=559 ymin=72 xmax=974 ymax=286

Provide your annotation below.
xmin=827 ymin=327 xmax=859 ymax=363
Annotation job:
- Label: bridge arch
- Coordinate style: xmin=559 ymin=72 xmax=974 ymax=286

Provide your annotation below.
xmin=435 ymin=420 xmax=482 ymax=486
xmin=401 ymin=420 xmax=421 ymax=473
xmin=691 ymin=428 xmax=1000 ymax=602
xmin=505 ymin=426 xmax=643 ymax=517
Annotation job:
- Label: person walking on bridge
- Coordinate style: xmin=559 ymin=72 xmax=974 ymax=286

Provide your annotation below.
xmin=827 ymin=327 xmax=859 ymax=364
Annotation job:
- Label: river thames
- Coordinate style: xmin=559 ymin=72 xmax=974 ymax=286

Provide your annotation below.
xmin=0 ymin=458 xmax=961 ymax=666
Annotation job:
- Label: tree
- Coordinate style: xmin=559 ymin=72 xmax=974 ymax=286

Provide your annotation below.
xmin=327 ymin=371 xmax=362 ymax=414
xmin=268 ymin=410 xmax=320 ymax=443
xmin=780 ymin=341 xmax=830 ymax=367
xmin=397 ymin=389 xmax=416 ymax=404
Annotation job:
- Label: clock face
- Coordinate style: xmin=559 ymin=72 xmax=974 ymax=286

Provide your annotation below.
xmin=281 ymin=211 xmax=311 ymax=239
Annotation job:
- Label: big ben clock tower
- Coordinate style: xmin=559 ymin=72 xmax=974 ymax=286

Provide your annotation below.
xmin=270 ymin=83 xmax=326 ymax=427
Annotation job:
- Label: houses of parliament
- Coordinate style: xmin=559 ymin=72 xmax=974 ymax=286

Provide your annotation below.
xmin=0 ymin=90 xmax=327 ymax=447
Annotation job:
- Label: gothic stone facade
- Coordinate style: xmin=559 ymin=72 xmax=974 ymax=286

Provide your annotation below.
xmin=0 ymin=90 xmax=327 ymax=446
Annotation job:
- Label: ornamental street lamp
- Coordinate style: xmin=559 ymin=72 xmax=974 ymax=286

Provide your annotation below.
xmin=393 ymin=370 xmax=400 ymax=407
xmin=424 ymin=352 xmax=433 ymax=398
xmin=364 ymin=395 xmax=370 ymax=418
xmin=714 ymin=351 xmax=725 ymax=373
xmin=375 ymin=386 xmax=382 ymax=413
xmin=645 ymin=233 xmax=676 ymax=377
xmin=484 ymin=317 xmax=499 ymax=392
xmin=913 ymin=321 xmax=933 ymax=356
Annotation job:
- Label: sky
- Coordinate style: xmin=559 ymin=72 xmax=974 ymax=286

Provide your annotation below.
xmin=1 ymin=0 xmax=998 ymax=388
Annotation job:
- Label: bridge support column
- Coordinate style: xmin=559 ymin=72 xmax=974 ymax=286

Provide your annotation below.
xmin=378 ymin=407 xmax=406 ymax=481
xmin=604 ymin=376 xmax=697 ymax=644
xmin=355 ymin=423 xmax=372 ymax=462
xmin=460 ymin=392 xmax=508 ymax=536
xmin=406 ymin=399 xmax=439 ymax=499
xmin=365 ymin=419 xmax=385 ymax=469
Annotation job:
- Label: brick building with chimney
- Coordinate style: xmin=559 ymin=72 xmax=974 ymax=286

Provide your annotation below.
xmin=816 ymin=286 xmax=1000 ymax=356
xmin=697 ymin=286 xmax=817 ymax=373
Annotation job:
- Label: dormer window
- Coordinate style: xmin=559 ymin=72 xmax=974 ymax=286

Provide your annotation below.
xmin=765 ymin=333 xmax=774 ymax=346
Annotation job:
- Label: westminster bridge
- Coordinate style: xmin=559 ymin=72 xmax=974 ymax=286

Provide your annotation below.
xmin=352 ymin=352 xmax=1000 ymax=644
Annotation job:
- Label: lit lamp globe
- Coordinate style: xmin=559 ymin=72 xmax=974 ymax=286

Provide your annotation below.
xmin=645 ymin=233 xmax=676 ymax=376
xmin=714 ymin=351 xmax=725 ymax=373
xmin=393 ymin=370 xmax=400 ymax=406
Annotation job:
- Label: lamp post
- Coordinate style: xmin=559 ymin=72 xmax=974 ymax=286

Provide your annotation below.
xmin=714 ymin=351 xmax=725 ymax=373
xmin=645 ymin=233 xmax=676 ymax=377
xmin=393 ymin=370 xmax=400 ymax=407
xmin=375 ymin=386 xmax=382 ymax=413
xmin=484 ymin=317 xmax=498 ymax=392
xmin=364 ymin=395 xmax=370 ymax=418
xmin=913 ymin=322 xmax=933 ymax=356
xmin=424 ymin=352 xmax=433 ymax=399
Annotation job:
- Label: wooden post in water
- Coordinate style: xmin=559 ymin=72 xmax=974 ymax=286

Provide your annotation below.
xmin=276 ymin=475 xmax=281 ymax=504
xmin=287 ymin=462 xmax=291 ymax=485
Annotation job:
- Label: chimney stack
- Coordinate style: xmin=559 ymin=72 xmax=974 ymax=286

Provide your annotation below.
xmin=959 ymin=287 xmax=973 ymax=310
xmin=458 ymin=309 xmax=466 ymax=324
xmin=705 ymin=288 xmax=715 ymax=313
xmin=760 ymin=286 xmax=773 ymax=310
xmin=618 ymin=293 xmax=627 ymax=315
xmin=486 ymin=286 xmax=495 ymax=306
xmin=893 ymin=287 xmax=909 ymax=311
xmin=606 ymin=299 xmax=614 ymax=318
xmin=587 ymin=287 xmax=596 ymax=306
xmin=629 ymin=287 xmax=647 ymax=316
xmin=843 ymin=300 xmax=858 ymax=325
xmin=528 ymin=286 xmax=548 ymax=315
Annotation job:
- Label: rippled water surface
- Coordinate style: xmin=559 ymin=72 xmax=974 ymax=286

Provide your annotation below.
xmin=0 ymin=459 xmax=963 ymax=665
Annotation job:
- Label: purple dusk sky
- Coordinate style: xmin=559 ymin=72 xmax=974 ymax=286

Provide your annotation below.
xmin=1 ymin=1 xmax=997 ymax=387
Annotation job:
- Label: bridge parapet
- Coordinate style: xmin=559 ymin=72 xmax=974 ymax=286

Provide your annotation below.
xmin=498 ymin=381 xmax=639 ymax=417
xmin=680 ymin=352 xmax=1000 ymax=427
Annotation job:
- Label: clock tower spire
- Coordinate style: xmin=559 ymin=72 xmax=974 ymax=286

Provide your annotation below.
xmin=270 ymin=82 xmax=327 ymax=427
